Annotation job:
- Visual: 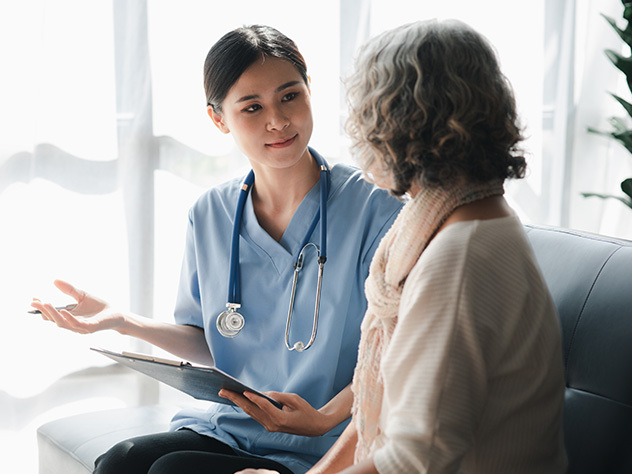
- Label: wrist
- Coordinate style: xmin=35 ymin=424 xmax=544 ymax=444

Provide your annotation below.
xmin=317 ymin=384 xmax=353 ymax=435
xmin=317 ymin=407 xmax=345 ymax=435
xmin=114 ymin=311 xmax=136 ymax=335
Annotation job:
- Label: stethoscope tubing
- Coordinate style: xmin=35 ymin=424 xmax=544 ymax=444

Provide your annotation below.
xmin=227 ymin=171 xmax=255 ymax=305
xmin=220 ymin=148 xmax=330 ymax=350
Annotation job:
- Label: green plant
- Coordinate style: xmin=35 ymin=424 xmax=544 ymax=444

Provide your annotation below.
xmin=583 ymin=0 xmax=632 ymax=209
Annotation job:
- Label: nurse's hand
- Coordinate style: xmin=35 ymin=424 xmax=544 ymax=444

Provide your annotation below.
xmin=219 ymin=389 xmax=336 ymax=437
xmin=30 ymin=279 xmax=123 ymax=334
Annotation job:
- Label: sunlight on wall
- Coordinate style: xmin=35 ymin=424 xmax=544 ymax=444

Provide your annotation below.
xmin=0 ymin=180 xmax=130 ymax=397
xmin=0 ymin=0 xmax=117 ymax=161
xmin=1 ymin=0 xmax=126 ymax=400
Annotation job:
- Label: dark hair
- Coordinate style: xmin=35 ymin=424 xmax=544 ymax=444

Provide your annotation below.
xmin=346 ymin=20 xmax=526 ymax=196
xmin=204 ymin=25 xmax=308 ymax=111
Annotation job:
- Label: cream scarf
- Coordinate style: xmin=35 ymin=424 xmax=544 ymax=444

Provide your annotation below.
xmin=351 ymin=179 xmax=504 ymax=462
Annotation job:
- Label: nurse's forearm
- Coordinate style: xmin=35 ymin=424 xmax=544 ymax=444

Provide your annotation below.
xmin=117 ymin=312 xmax=213 ymax=366
xmin=318 ymin=384 xmax=353 ymax=430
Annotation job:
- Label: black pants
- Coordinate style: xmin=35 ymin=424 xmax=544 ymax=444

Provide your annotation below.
xmin=93 ymin=429 xmax=294 ymax=474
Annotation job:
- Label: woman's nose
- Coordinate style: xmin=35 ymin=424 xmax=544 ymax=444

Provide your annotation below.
xmin=266 ymin=107 xmax=290 ymax=131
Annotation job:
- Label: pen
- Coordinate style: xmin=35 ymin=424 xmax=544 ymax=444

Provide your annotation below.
xmin=28 ymin=304 xmax=77 ymax=314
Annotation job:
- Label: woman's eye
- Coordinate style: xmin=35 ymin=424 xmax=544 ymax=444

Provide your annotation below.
xmin=243 ymin=104 xmax=261 ymax=113
xmin=282 ymin=92 xmax=299 ymax=102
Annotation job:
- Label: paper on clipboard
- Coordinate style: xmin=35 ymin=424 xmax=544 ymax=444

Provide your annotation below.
xmin=91 ymin=347 xmax=282 ymax=409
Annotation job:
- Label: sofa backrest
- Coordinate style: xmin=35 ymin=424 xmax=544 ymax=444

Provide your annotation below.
xmin=525 ymin=225 xmax=632 ymax=474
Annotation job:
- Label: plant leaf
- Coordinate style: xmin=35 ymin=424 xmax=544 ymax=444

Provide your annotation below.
xmin=608 ymin=116 xmax=630 ymax=132
xmin=582 ymin=191 xmax=632 ymax=209
xmin=615 ymin=132 xmax=632 ymax=153
xmin=605 ymin=49 xmax=632 ymax=77
xmin=603 ymin=13 xmax=632 ymax=45
xmin=624 ymin=3 xmax=632 ymax=24
xmin=587 ymin=126 xmax=632 ymax=151
xmin=587 ymin=124 xmax=632 ymax=153
xmin=622 ymin=178 xmax=632 ymax=199
xmin=587 ymin=127 xmax=614 ymax=138
xmin=611 ymin=93 xmax=632 ymax=119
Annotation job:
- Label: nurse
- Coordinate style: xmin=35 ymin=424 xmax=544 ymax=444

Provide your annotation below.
xmin=31 ymin=25 xmax=402 ymax=474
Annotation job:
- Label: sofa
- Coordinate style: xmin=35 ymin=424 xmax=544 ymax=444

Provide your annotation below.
xmin=37 ymin=224 xmax=632 ymax=474
xmin=523 ymin=224 xmax=632 ymax=473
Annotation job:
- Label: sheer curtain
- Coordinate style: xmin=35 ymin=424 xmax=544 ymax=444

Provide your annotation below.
xmin=566 ymin=0 xmax=632 ymax=238
xmin=538 ymin=0 xmax=632 ymax=238
xmin=1 ymin=1 xmax=126 ymax=394
xmin=0 ymin=0 xmax=627 ymax=471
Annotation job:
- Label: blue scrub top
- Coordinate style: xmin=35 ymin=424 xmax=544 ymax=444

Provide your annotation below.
xmin=170 ymin=158 xmax=402 ymax=473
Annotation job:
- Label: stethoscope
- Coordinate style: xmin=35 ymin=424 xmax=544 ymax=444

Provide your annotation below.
xmin=216 ymin=149 xmax=330 ymax=352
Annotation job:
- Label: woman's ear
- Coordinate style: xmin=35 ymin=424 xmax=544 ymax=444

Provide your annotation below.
xmin=208 ymin=105 xmax=230 ymax=134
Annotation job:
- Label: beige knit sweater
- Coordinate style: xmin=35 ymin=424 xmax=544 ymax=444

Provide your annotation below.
xmin=370 ymin=216 xmax=567 ymax=473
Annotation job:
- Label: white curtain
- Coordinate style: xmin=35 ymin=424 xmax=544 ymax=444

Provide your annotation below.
xmin=536 ymin=0 xmax=632 ymax=238
xmin=0 ymin=0 xmax=628 ymax=471
xmin=567 ymin=0 xmax=632 ymax=238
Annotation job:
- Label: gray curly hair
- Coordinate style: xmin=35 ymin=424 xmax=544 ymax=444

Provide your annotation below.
xmin=345 ymin=19 xmax=526 ymax=196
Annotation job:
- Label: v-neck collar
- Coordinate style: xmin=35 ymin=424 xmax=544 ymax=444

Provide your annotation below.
xmin=240 ymin=177 xmax=321 ymax=273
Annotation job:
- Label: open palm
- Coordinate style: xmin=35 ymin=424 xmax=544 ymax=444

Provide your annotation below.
xmin=31 ymin=279 xmax=123 ymax=334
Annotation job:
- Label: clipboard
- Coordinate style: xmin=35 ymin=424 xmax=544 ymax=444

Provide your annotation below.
xmin=91 ymin=347 xmax=282 ymax=409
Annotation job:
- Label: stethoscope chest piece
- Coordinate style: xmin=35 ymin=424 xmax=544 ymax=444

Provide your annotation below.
xmin=216 ymin=303 xmax=245 ymax=338
xmin=217 ymin=148 xmax=330 ymax=350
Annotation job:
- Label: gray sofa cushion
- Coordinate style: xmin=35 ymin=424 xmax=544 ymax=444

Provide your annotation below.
xmin=524 ymin=225 xmax=632 ymax=474
xmin=37 ymin=405 xmax=176 ymax=474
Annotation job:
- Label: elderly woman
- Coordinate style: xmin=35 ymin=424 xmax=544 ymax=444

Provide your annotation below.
xmin=239 ymin=18 xmax=567 ymax=474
